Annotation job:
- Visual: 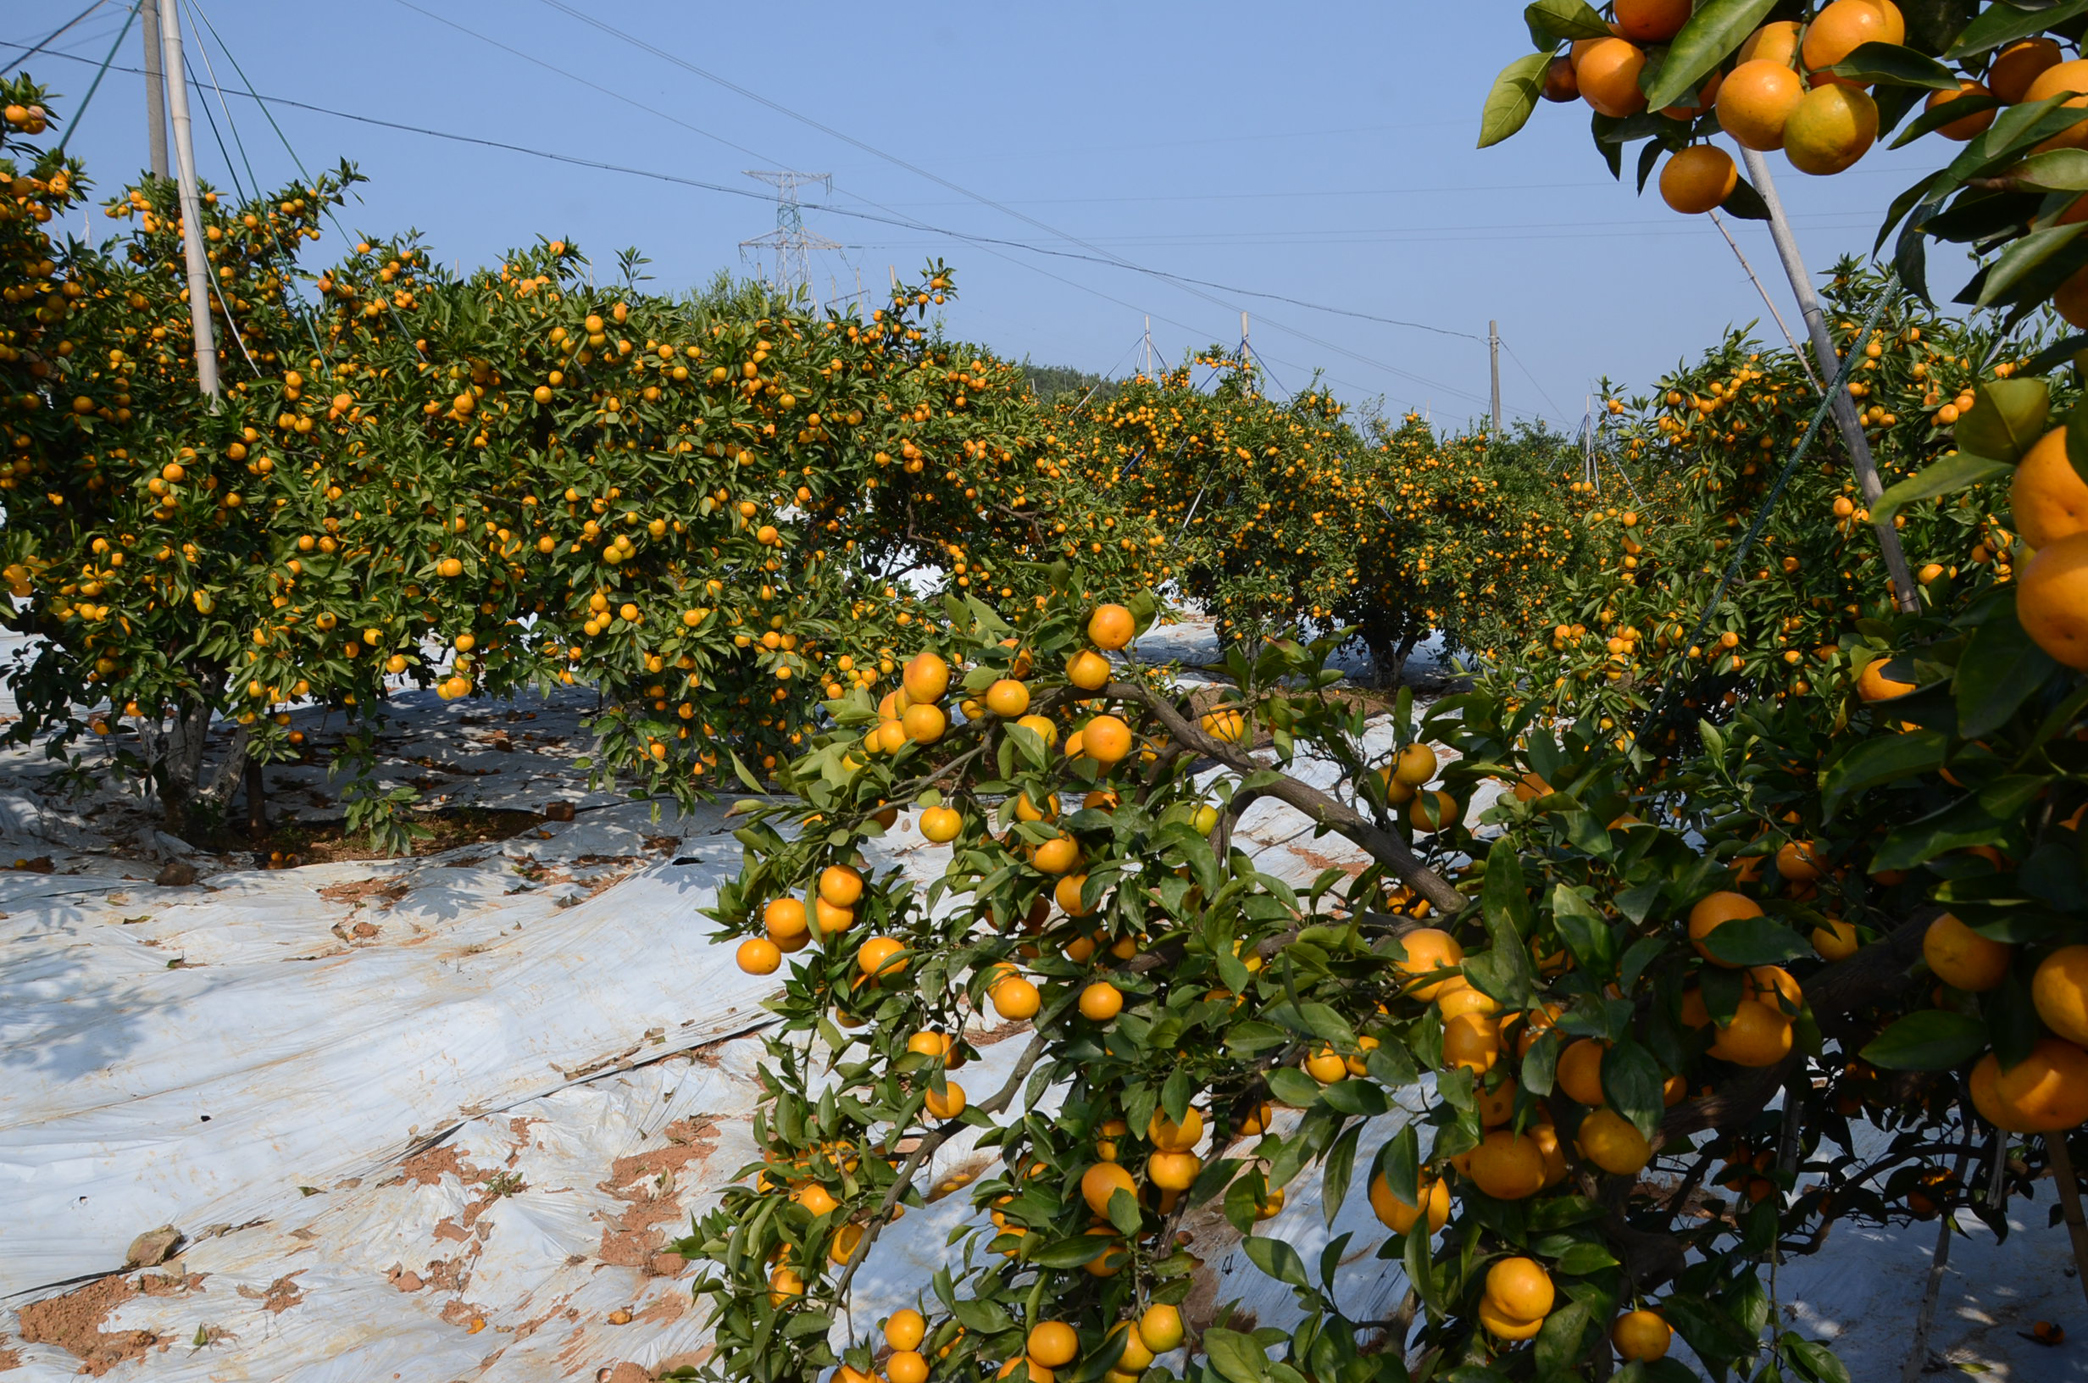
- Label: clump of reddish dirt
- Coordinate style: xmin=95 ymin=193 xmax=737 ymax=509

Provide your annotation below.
xmin=16 ymin=1275 xmax=159 ymax=1376
xmin=595 ymin=1116 xmax=719 ymax=1268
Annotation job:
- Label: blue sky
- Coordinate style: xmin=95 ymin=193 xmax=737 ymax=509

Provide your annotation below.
xmin=11 ymin=1 xmax=1971 ymax=430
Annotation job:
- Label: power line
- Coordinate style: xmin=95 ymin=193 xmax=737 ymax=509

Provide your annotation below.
xmin=5 ymin=1 xmax=108 ymax=73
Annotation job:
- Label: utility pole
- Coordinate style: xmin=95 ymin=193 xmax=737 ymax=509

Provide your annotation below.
xmin=1737 ymin=148 xmax=1918 ymax=613
xmin=158 ymin=0 xmax=219 ymax=403
xmin=1240 ymin=311 xmax=1250 ymax=364
xmin=141 ymin=0 xmax=169 ymax=179
xmin=739 ymin=170 xmax=839 ymax=301
xmin=1141 ymin=315 xmax=1152 ymax=378
xmin=1489 ymin=320 xmax=1502 ymax=433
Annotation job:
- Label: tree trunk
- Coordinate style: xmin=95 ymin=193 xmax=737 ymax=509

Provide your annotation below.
xmin=244 ymin=759 xmax=266 ymax=836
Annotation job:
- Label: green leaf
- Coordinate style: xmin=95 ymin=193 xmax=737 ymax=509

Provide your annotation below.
xmin=1946 ymin=0 xmax=2088 ymax=58
xmin=1820 ymin=728 xmax=1949 ymax=818
xmin=1534 ymin=1299 xmax=1594 ymax=1376
xmin=1890 ymin=90 xmax=2000 ymax=150
xmin=1028 ymin=1234 xmax=1118 ymax=1269
xmin=1783 ymin=1335 xmax=1855 ymax=1383
xmin=1525 ymin=0 xmax=1613 ymax=41
xmin=1721 ymin=174 xmax=1772 ymax=222
xmin=1321 ymin=1079 xmax=1391 ymax=1117
xmin=1830 ymin=41 xmax=1959 ymax=89
xmin=1976 ymin=221 xmax=2088 ymax=307
xmin=1323 ymin=1123 xmax=1361 ymax=1229
xmin=1553 ymin=1241 xmax=1621 ymax=1274
xmin=1379 ymin=1124 xmax=1420 ymax=1204
xmin=1860 ymin=1009 xmax=1989 ymax=1070
xmin=1603 ymin=1039 xmax=1667 ymax=1140
xmin=1479 ymin=53 xmax=1554 ymax=149
xmin=1955 ymin=377 xmax=2052 ymax=462
xmin=1268 ymin=1066 xmax=1324 ymax=1109
xmin=1551 ymin=884 xmax=1616 ymax=974
xmin=1106 ymin=1186 xmax=1142 ymax=1237
xmin=1700 ymin=916 xmax=1812 ymax=967
xmin=1645 ymin=0 xmax=1780 ymax=110
xmin=1874 ymin=795 xmax=2013 ymax=873
xmin=1527 ymin=1195 xmax=1606 ymax=1231
xmin=1203 ymin=1329 xmax=1272 ymax=1383
xmin=2007 ymin=148 xmax=2088 ymax=192
xmin=1955 ymin=597 xmax=2060 ymax=738
xmin=1872 ymin=451 xmax=2014 ymax=522
xmin=1243 ymin=1234 xmax=1312 ymax=1289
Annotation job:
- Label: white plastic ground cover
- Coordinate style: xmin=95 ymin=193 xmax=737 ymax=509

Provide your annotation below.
xmin=0 ymin=626 xmax=2079 ymax=1381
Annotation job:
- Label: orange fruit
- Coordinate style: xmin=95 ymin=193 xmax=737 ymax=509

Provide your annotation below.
xmin=887 ymin=1309 xmax=927 ymax=1352
xmin=903 ymin=651 xmax=950 ymax=704
xmin=1923 ymin=913 xmax=2013 ymax=991
xmin=1558 ymin=1038 xmax=1608 ymax=1106
xmin=2012 ymin=428 xmax=2088 ymax=550
xmin=985 ymin=679 xmax=1031 ymax=717
xmin=1081 ymin=1161 xmax=1136 ymax=1216
xmin=737 ymin=936 xmax=782 ymax=974
xmin=1148 ymin=1105 xmax=1204 ymax=1152
xmin=1408 ymin=790 xmax=1461 ymax=833
xmin=921 ymin=806 xmax=963 ymax=843
xmin=1393 ymin=742 xmax=1439 ymax=786
xmin=1055 ymin=873 xmax=1095 ymax=916
xmin=1476 ymin=1076 xmax=1517 ymax=1128
xmin=1776 ymin=839 xmax=1824 ymax=883
xmin=764 ymin=897 xmax=809 ymax=940
xmin=813 ymin=896 xmax=855 ymax=937
xmin=1529 ymin=1122 xmax=1569 ymax=1184
xmin=1137 ymin=1304 xmax=1185 ymax=1354
xmin=1028 ymin=1322 xmax=1079 ymax=1369
xmin=1088 ymin=604 xmax=1135 ymax=650
xmin=1991 ymin=36 xmax=2063 ymax=103
xmin=1749 ymin=965 xmax=1804 ymax=1015
xmin=1148 ymin=1150 xmax=1201 ymax=1190
xmin=1032 ymin=835 xmax=1081 ymax=875
xmin=1689 ymin=891 xmax=1763 ymax=966
xmin=1717 ymin=60 xmax=1806 ymax=150
xmin=1200 ymin=708 xmax=1247 ymax=743
xmin=1736 ymin=20 xmax=1800 ymax=66
xmin=1485 ymin=1257 xmax=1556 ymax=1323
xmin=1927 ymin=80 xmax=1996 ymax=140
xmin=888 ymin=1352 xmax=928 ymax=1383
xmin=902 ymin=702 xmax=948 ymax=744
xmin=2019 ymin=531 xmax=2088 ymax=667
xmin=1613 ymin=1309 xmax=1673 ymax=1362
xmin=1576 ymin=1107 xmax=1652 ymax=1175
xmin=2033 ymin=945 xmax=2088 ymax=1045
xmin=2028 ymin=59 xmax=2088 ymax=150
xmin=1442 ymin=1012 xmax=1501 ymax=1074
xmin=1479 ymin=1297 xmax=1545 ymax=1340
xmin=768 ymin=1264 xmax=805 ymax=1307
xmin=1801 ymin=0 xmax=1905 ymax=79
xmin=1304 ymin=1045 xmax=1350 ymax=1083
xmin=1397 ymin=927 xmax=1465 ymax=998
xmin=1368 ymin=1173 xmax=1450 ymax=1233
xmin=1857 ymin=659 xmax=1915 ymax=702
xmin=1467 ymin=1129 xmax=1546 ymax=1200
xmin=858 ymin=935 xmax=906 ymax=978
xmin=1066 ymin=649 xmax=1112 ymax=690
xmin=819 ymin=864 xmax=864 ymax=907
xmin=2058 ymin=265 xmax=2088 ymax=327
xmin=1709 ymin=1000 xmax=1794 ymax=1067
xmin=1542 ymin=55 xmax=1579 ymax=103
xmin=1784 ymin=84 xmax=1879 ymax=174
xmin=1436 ymin=976 xmax=1500 ymax=1021
xmin=1078 ymin=981 xmax=1123 ymax=1022
xmin=1081 ymin=713 xmax=1133 ymax=764
xmin=1615 ymin=0 xmax=1690 ymax=42
xmin=925 ymin=1081 xmax=967 ymax=1119
xmin=1812 ymin=917 xmax=1860 ymax=962
xmin=1660 ymin=146 xmax=1738 ymax=215
xmin=1973 ymin=1037 xmax=2088 ymax=1131
xmin=991 ymin=975 xmax=1042 ymax=1020
xmin=1577 ymin=38 xmax=1649 ymax=118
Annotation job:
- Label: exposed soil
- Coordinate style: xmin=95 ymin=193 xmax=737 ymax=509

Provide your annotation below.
xmin=0 ymin=1348 xmax=19 ymax=1372
xmin=15 ymin=1275 xmax=158 ymax=1377
xmin=595 ymin=1116 xmax=719 ymax=1269
xmin=235 ymin=1271 xmax=306 ymax=1314
xmin=190 ymin=806 xmax=548 ymax=868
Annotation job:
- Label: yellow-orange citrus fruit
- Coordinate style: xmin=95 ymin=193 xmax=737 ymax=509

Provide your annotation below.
xmin=1137 ymin=1304 xmax=1185 ymax=1354
xmin=1973 ymin=1037 xmax=2088 ymax=1131
xmin=1992 ymin=36 xmax=2063 ymax=102
xmin=1409 ymin=790 xmax=1461 ymax=833
xmin=1393 ymin=742 xmax=1439 ymax=786
xmin=1055 ymin=873 xmax=1095 ymax=917
xmin=1369 ymin=1173 xmax=1451 ymax=1233
xmin=921 ymin=806 xmax=963 ymax=843
xmin=2028 ymin=59 xmax=2088 ymax=150
xmin=991 ymin=975 xmax=1042 ymax=1020
xmin=888 ymin=1352 xmax=928 ymax=1383
xmin=1485 ymin=1257 xmax=1556 ymax=1323
xmin=1032 ymin=835 xmax=1081 ymax=875
xmin=924 ymin=1080 xmax=967 ymax=1119
xmin=1736 ymin=20 xmax=1800 ymax=66
xmin=1088 ymin=604 xmax=1135 ymax=650
xmin=819 ymin=864 xmax=864 ymax=907
xmin=1479 ymin=1298 xmax=1545 ymax=1340
xmin=1749 ymin=964 xmax=1804 ymax=1014
xmin=1201 ymin=708 xmax=1247 ymax=743
xmin=1066 ymin=649 xmax=1112 ymax=691
xmin=1923 ymin=912 xmax=2013 ymax=991
xmin=1436 ymin=976 xmax=1500 ymax=1021
xmin=1397 ymin=926 xmax=1465 ymax=999
xmin=1660 ymin=145 xmax=1738 ymax=215
xmin=1802 ymin=0 xmax=1905 ymax=79
xmin=1081 ymin=1161 xmax=1135 ymax=1216
xmin=858 ymin=935 xmax=906 ymax=978
xmin=985 ymin=679 xmax=1031 ymax=717
xmin=1468 ymin=1129 xmax=1546 ymax=1200
xmin=1710 ymin=1000 xmax=1795 ymax=1066
xmin=903 ymin=651 xmax=951 ymax=704
xmin=1613 ymin=1310 xmax=1673 ymax=1362
xmin=1718 ymin=60 xmax=1805 ymax=150
xmin=1531 ymin=1123 xmax=1569 ymax=1184
xmin=765 ymin=897 xmax=809 ymax=940
xmin=1078 ymin=981 xmax=1123 ymax=1022
xmin=1784 ymin=84 xmax=1879 ymax=174
xmin=1812 ymin=917 xmax=1860 ymax=962
xmin=1615 ymin=0 xmax=1690 ymax=42
xmin=1148 ymin=1105 xmax=1205 ymax=1152
xmin=1689 ymin=891 xmax=1763 ymax=966
xmin=1082 ymin=714 xmax=1133 ymax=764
xmin=1304 ymin=1044 xmax=1349 ymax=1083
xmin=1858 ymin=659 xmax=1915 ymax=702
xmin=1477 ymin=1076 xmax=1517 ymax=1128
xmin=903 ymin=702 xmax=948 ymax=745
xmin=1558 ymin=1038 xmax=1608 ymax=1106
xmin=2019 ymin=531 xmax=2088 ymax=668
xmin=813 ymin=895 xmax=854 ymax=937
xmin=1110 ymin=1323 xmax=1155 ymax=1374
xmin=1777 ymin=839 xmax=1824 ymax=882
xmin=1927 ymin=79 xmax=1996 ymax=140
xmin=2033 ymin=945 xmax=2088 ymax=1045
xmin=1577 ymin=38 xmax=1649 ymax=118
xmin=737 ymin=936 xmax=782 ymax=975
xmin=887 ymin=1309 xmax=927 ymax=1352
xmin=1442 ymin=1012 xmax=1501 ymax=1074
xmin=1577 ymin=1107 xmax=1653 ymax=1175
xmin=2012 ymin=428 xmax=2088 ymax=550
xmin=1148 ymin=1150 xmax=1201 ymax=1190
xmin=1028 ymin=1322 xmax=1079 ymax=1369
xmin=768 ymin=1265 xmax=805 ymax=1307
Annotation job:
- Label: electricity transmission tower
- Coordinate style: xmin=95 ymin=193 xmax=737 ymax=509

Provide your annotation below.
xmin=739 ymin=171 xmax=841 ymax=303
